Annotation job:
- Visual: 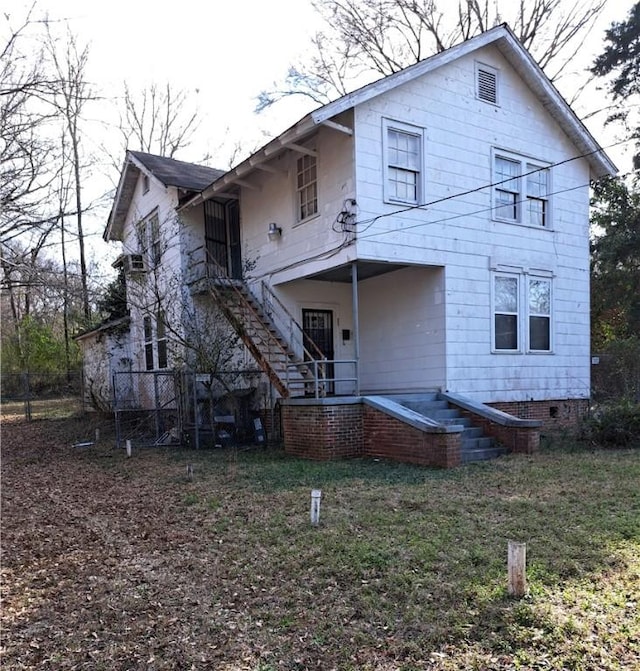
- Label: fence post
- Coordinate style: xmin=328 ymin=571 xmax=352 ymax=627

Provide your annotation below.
xmin=22 ymin=372 xmax=32 ymax=421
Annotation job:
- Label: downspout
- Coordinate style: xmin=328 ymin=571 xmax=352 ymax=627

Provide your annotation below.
xmin=351 ymin=261 xmax=360 ymax=396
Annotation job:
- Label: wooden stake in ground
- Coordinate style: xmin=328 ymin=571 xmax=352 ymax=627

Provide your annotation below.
xmin=310 ymin=489 xmax=322 ymax=526
xmin=508 ymin=540 xmax=527 ymax=597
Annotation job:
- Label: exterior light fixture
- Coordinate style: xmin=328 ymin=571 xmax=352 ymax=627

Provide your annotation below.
xmin=268 ymin=222 xmax=282 ymax=241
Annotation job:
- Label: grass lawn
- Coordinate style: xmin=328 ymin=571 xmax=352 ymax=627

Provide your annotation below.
xmin=1 ymin=412 xmax=638 ymax=670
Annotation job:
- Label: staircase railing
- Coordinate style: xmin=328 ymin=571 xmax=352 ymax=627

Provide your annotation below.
xmin=186 ymin=246 xmax=328 ymax=397
xmin=260 ymin=281 xmax=327 ymax=364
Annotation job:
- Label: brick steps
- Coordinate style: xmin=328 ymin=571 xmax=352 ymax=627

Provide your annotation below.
xmin=395 ymin=394 xmax=507 ymax=463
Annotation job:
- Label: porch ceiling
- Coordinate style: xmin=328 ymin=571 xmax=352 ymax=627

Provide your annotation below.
xmin=307 ymin=260 xmax=408 ymax=283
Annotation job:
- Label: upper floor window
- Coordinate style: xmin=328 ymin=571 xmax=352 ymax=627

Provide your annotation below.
xmin=383 ymin=119 xmax=424 ymax=205
xmin=493 ymin=150 xmax=550 ymax=227
xmin=137 ymin=211 xmax=161 ymax=267
xmin=142 ymin=174 xmax=150 ymax=194
xmin=492 ymin=271 xmax=552 ymax=353
xmin=296 ymin=154 xmax=318 ymax=221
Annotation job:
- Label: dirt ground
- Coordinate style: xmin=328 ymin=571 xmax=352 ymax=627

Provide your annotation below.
xmin=2 ymin=413 xmax=639 ymax=671
xmin=2 ymin=415 xmax=258 ymax=670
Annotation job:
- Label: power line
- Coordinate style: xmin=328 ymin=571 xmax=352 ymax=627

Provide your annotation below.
xmin=357 ymin=165 xmax=639 ymax=242
xmin=352 ymin=137 xmax=632 ymax=236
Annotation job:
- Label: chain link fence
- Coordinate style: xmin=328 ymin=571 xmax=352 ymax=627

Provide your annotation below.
xmin=112 ymin=369 xmax=271 ymax=449
xmin=1 ymin=372 xmax=84 ymax=420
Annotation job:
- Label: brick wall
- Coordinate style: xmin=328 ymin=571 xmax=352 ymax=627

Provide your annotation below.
xmin=282 ymin=401 xmax=461 ymax=468
xmin=281 ymin=403 xmax=363 ymax=460
xmin=489 ymin=399 xmax=589 ymax=434
xmin=363 ymin=406 xmax=461 ymax=467
xmin=456 ymin=408 xmax=539 ymax=455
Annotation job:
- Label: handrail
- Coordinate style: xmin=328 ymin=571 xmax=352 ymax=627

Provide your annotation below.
xmin=200 ymin=250 xmax=291 ymax=358
xmin=286 ymin=359 xmax=359 ymax=398
xmin=260 ymin=281 xmax=327 ymax=363
xmin=186 ymin=245 xmax=335 ymax=397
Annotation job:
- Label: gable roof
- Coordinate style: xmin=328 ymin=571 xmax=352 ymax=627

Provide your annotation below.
xmin=190 ymin=23 xmax=615 ymax=204
xmin=104 ymin=151 xmax=224 ymax=241
xmin=128 ymin=151 xmax=224 ymax=190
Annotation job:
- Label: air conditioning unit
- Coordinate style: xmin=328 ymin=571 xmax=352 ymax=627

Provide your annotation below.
xmin=123 ymin=254 xmax=146 ymax=273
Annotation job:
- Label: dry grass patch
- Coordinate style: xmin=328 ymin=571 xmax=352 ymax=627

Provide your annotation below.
xmin=1 ymin=416 xmax=638 ymax=670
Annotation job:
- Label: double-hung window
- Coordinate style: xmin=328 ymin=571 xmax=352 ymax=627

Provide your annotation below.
xmin=137 ymin=211 xmax=161 ymax=267
xmin=296 ymin=154 xmax=318 ymax=221
xmin=492 ymin=271 xmax=552 ymax=353
xmin=383 ymin=119 xmax=424 ymax=205
xmin=156 ymin=310 xmax=168 ymax=369
xmin=494 ymin=275 xmax=519 ymax=351
xmin=143 ymin=316 xmax=154 ymax=370
xmin=493 ymin=150 xmax=550 ymax=227
xmin=528 ymin=278 xmax=551 ymax=351
xmin=143 ymin=312 xmax=169 ymax=370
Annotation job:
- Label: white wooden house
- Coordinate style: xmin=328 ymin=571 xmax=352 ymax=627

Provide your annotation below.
xmin=98 ymin=24 xmax=616 ymax=465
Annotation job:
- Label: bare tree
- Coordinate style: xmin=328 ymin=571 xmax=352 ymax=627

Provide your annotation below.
xmin=46 ymin=25 xmax=95 ymax=320
xmin=118 ymin=82 xmax=201 ymax=158
xmin=258 ymin=0 xmax=607 ymax=110
xmin=0 ymin=6 xmax=61 ymax=242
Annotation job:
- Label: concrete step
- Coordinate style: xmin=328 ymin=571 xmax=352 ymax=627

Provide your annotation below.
xmin=430 ymin=408 xmax=461 ymax=420
xmin=461 ymin=426 xmax=483 ymax=439
xmin=462 ymin=446 xmax=508 ymax=463
xmin=462 ymin=436 xmax=495 ymax=451
xmin=439 ymin=416 xmax=472 ymax=427
xmin=402 ymin=399 xmax=449 ymax=413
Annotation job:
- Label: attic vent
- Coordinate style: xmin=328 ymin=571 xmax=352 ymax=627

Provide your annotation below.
xmin=477 ymin=64 xmax=498 ymax=104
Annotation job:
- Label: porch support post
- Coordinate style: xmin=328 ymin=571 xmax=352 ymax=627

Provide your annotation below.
xmin=351 ymin=261 xmax=360 ymax=396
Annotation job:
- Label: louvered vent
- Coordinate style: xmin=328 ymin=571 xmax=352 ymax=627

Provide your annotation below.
xmin=477 ymin=67 xmax=498 ymax=104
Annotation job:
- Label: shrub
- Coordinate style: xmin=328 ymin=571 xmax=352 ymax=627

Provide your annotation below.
xmin=582 ymin=400 xmax=640 ymax=447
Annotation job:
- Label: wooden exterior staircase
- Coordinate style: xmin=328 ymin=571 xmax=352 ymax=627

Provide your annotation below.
xmin=187 ymin=248 xmax=327 ymax=399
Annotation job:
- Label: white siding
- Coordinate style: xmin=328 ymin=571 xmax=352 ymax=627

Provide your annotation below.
xmin=242 ymin=121 xmax=356 ymax=284
xmin=351 ymin=45 xmax=591 ymax=402
xmin=359 ymin=266 xmax=445 ymax=393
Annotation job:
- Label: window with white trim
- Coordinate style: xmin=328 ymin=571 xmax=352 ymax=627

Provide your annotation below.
xmin=143 ymin=312 xmax=169 ymax=370
xmin=383 ymin=119 xmax=424 ymax=205
xmin=296 ymin=154 xmax=318 ymax=221
xmin=492 ymin=271 xmax=552 ymax=353
xmin=528 ymin=277 xmax=551 ymax=351
xmin=137 ymin=211 xmax=161 ymax=267
xmin=494 ymin=275 xmax=519 ymax=351
xmin=143 ymin=316 xmax=154 ymax=370
xmin=156 ymin=310 xmax=168 ymax=369
xmin=493 ymin=150 xmax=550 ymax=227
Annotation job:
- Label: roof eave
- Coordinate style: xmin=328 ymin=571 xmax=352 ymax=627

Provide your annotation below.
xmin=183 ymin=24 xmax=616 ymax=210
xmin=103 ymin=154 xmax=141 ymax=241
xmin=493 ymin=33 xmax=618 ymax=178
xmin=183 ymin=114 xmax=318 ymax=209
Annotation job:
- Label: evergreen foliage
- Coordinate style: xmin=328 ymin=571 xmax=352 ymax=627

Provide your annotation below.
xmin=590 ymin=176 xmax=640 ymax=348
xmin=592 ymin=1 xmax=640 ymax=166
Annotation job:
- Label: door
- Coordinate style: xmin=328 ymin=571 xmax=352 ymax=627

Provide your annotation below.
xmin=204 ymin=200 xmax=242 ymax=279
xmin=302 ymin=309 xmax=335 ymax=393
